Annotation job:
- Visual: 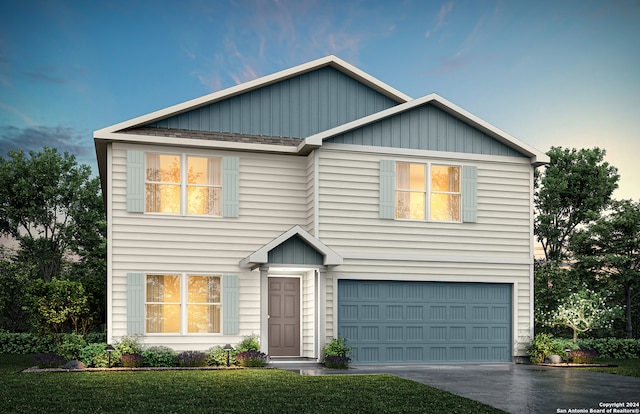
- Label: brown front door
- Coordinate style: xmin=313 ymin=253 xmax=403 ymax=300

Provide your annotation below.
xmin=268 ymin=277 xmax=300 ymax=356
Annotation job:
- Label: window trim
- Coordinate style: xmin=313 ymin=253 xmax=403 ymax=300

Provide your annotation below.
xmin=144 ymin=272 xmax=223 ymax=336
xmin=395 ymin=161 xmax=462 ymax=223
xmin=144 ymin=152 xmax=223 ymax=217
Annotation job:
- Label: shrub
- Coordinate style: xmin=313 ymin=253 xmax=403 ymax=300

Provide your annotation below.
xmin=85 ymin=332 xmax=107 ymax=344
xmin=527 ymin=333 xmax=564 ymax=364
xmin=175 ymin=351 xmax=208 ymax=367
xmin=323 ymin=337 xmax=352 ymax=358
xmin=206 ymin=345 xmax=238 ymax=366
xmin=324 ymin=355 xmax=351 ymax=369
xmin=236 ymin=334 xmax=260 ymax=352
xmin=236 ymin=350 xmax=268 ymax=367
xmin=0 ymin=332 xmax=56 ymax=354
xmin=80 ymin=343 xmax=121 ymax=368
xmin=33 ymin=353 xmax=65 ymax=368
xmin=576 ymin=338 xmax=640 ymax=359
xmin=142 ymin=346 xmax=177 ymax=367
xmin=121 ymin=353 xmax=144 ymax=368
xmin=115 ymin=336 xmax=142 ymax=355
xmin=57 ymin=334 xmax=87 ymax=361
xmin=568 ymin=349 xmax=599 ymax=364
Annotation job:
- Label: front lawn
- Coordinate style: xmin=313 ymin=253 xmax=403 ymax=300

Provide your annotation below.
xmin=578 ymin=358 xmax=640 ymax=378
xmin=1 ymin=354 xmax=504 ymax=413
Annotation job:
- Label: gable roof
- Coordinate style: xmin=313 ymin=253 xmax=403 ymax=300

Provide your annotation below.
xmin=95 ymin=55 xmax=411 ymax=135
xmin=300 ymin=93 xmax=550 ymax=166
xmin=240 ymin=225 xmax=343 ymax=268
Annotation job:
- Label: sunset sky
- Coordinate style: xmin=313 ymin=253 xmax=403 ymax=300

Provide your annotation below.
xmin=1 ymin=0 xmax=638 ymax=200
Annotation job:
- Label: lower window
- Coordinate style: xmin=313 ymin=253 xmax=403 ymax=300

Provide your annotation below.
xmin=145 ymin=274 xmax=221 ymax=334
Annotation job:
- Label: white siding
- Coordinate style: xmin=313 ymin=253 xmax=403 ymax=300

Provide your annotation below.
xmin=302 ymin=270 xmax=315 ymax=357
xmin=109 ymin=142 xmax=309 ymax=351
xmin=317 ymin=148 xmax=534 ymax=356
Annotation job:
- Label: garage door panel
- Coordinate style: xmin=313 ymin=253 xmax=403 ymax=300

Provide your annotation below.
xmin=338 ymin=280 xmax=512 ymax=363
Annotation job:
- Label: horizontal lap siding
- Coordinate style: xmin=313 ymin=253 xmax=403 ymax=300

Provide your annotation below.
xmin=317 ymin=149 xmax=533 ymax=258
xmin=317 ymin=149 xmax=534 ymax=355
xmin=110 ymin=143 xmax=309 ymax=347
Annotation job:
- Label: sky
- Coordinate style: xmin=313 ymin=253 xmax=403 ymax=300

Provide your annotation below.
xmin=1 ymin=0 xmax=638 ymax=200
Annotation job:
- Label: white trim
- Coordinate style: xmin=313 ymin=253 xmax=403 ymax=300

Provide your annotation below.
xmin=319 ymin=143 xmax=534 ymax=165
xmin=106 ymin=144 xmax=113 ymax=344
xmin=529 ymin=167 xmax=536 ymax=340
xmin=339 ymin=252 xmax=533 ymax=265
xmin=313 ymin=150 xmax=320 ymax=239
xmin=303 ymin=94 xmax=549 ymax=166
xmin=94 ymin=55 xmax=411 ymax=135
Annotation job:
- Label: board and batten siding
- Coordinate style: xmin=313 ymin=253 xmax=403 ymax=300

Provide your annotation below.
xmin=148 ymin=66 xmax=398 ymax=138
xmin=316 ymin=148 xmax=535 ymax=356
xmin=109 ymin=142 xmax=310 ymax=350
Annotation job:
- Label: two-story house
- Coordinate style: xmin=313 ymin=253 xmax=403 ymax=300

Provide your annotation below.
xmin=94 ymin=55 xmax=548 ymax=363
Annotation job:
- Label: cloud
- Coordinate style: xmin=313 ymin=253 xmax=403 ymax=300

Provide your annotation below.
xmin=0 ymin=103 xmax=37 ymax=126
xmin=426 ymin=0 xmax=455 ymax=37
xmin=0 ymin=125 xmax=97 ymax=173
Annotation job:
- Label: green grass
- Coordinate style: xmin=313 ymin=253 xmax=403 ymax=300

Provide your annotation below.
xmin=1 ymin=354 xmax=505 ymax=413
xmin=577 ymin=358 xmax=640 ymax=378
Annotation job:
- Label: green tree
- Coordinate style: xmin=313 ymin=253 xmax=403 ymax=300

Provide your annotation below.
xmin=571 ymin=199 xmax=640 ymax=338
xmin=0 ymin=249 xmax=34 ymax=332
xmin=29 ymin=278 xmax=93 ymax=339
xmin=0 ymin=148 xmax=104 ymax=283
xmin=542 ymin=287 xmax=622 ymax=343
xmin=534 ymin=147 xmax=619 ymax=328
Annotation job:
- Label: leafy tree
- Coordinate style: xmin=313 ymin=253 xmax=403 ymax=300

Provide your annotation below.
xmin=541 ymin=287 xmax=622 ymax=343
xmin=535 ymin=147 xmax=619 ymax=263
xmin=0 ymin=148 xmax=104 ymax=282
xmin=571 ymin=199 xmax=640 ymax=338
xmin=0 ymin=250 xmax=34 ymax=332
xmin=29 ymin=278 xmax=93 ymax=339
xmin=534 ymin=147 xmax=619 ymax=325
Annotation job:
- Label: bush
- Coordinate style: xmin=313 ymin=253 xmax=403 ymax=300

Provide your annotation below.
xmin=236 ymin=350 xmax=268 ymax=367
xmin=323 ymin=337 xmax=352 ymax=358
xmin=206 ymin=345 xmax=238 ymax=366
xmin=80 ymin=343 xmax=121 ymax=368
xmin=114 ymin=336 xmax=142 ymax=355
xmin=568 ymin=349 xmax=599 ymax=364
xmin=576 ymin=338 xmax=640 ymax=359
xmin=142 ymin=346 xmax=177 ymax=367
xmin=236 ymin=334 xmax=260 ymax=352
xmin=175 ymin=351 xmax=208 ymax=367
xmin=57 ymin=334 xmax=87 ymax=361
xmin=0 ymin=332 xmax=56 ymax=354
xmin=33 ymin=353 xmax=65 ymax=368
xmin=527 ymin=333 xmax=564 ymax=363
xmin=324 ymin=355 xmax=351 ymax=369
xmin=85 ymin=332 xmax=107 ymax=344
xmin=121 ymin=353 xmax=144 ymax=368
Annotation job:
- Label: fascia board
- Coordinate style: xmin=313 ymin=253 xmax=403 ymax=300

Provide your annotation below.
xmin=95 ymin=55 xmax=411 ymax=135
xmin=93 ymin=131 xmax=299 ymax=154
xmin=303 ymin=93 xmax=550 ymax=166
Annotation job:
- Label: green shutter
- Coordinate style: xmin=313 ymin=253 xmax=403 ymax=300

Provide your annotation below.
xmin=222 ymin=157 xmax=239 ymax=218
xmin=462 ymin=165 xmax=478 ymax=223
xmin=222 ymin=275 xmax=239 ymax=335
xmin=379 ymin=160 xmax=395 ymax=219
xmin=127 ymin=273 xmax=145 ymax=335
xmin=127 ymin=150 xmax=145 ymax=213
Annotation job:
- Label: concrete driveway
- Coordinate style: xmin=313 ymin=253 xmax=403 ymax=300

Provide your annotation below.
xmin=273 ymin=362 xmax=640 ymax=414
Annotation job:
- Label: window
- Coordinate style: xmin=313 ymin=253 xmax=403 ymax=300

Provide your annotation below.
xmin=145 ymin=153 xmax=221 ymax=216
xmin=395 ymin=162 xmax=461 ymax=222
xmin=145 ymin=274 xmax=221 ymax=334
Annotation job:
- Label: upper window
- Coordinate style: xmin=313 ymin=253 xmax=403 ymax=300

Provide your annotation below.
xmin=145 ymin=274 xmax=221 ymax=334
xmin=145 ymin=154 xmax=221 ymax=216
xmin=395 ymin=162 xmax=461 ymax=222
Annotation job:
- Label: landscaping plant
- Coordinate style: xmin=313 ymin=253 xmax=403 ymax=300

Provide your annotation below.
xmin=236 ymin=350 xmax=268 ymax=367
xmin=142 ymin=346 xmax=177 ymax=367
xmin=175 ymin=351 xmax=208 ymax=367
xmin=322 ymin=337 xmax=352 ymax=369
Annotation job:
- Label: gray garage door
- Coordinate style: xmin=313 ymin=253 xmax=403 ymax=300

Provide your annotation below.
xmin=337 ymin=280 xmax=512 ymax=363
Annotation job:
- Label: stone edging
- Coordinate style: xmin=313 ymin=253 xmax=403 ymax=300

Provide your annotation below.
xmin=21 ymin=366 xmax=251 ymax=373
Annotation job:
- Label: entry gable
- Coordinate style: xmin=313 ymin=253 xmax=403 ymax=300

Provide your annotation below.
xmin=240 ymin=225 xmax=343 ymax=268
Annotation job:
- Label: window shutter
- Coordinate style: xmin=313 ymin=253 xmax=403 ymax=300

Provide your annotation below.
xmin=462 ymin=165 xmax=478 ymax=223
xmin=127 ymin=272 xmax=145 ymax=335
xmin=127 ymin=150 xmax=145 ymax=213
xmin=222 ymin=275 xmax=239 ymax=335
xmin=379 ymin=160 xmax=395 ymax=219
xmin=222 ymin=157 xmax=239 ymax=218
